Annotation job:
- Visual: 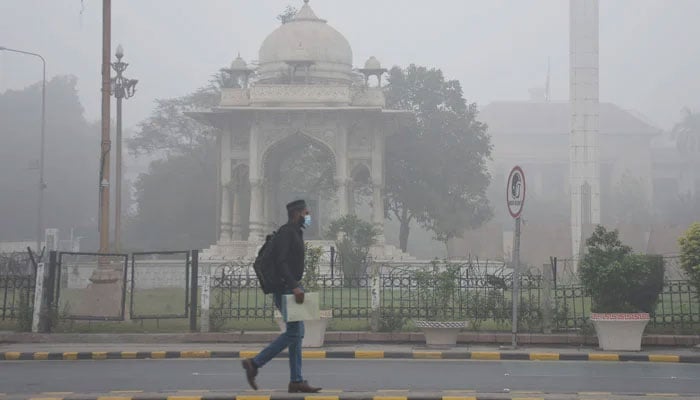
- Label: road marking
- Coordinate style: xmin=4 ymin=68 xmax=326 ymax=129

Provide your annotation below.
xmin=578 ymin=392 xmax=612 ymax=395
xmin=319 ymin=390 xmax=343 ymax=393
xmin=177 ymin=390 xmax=210 ymax=393
xmin=413 ymin=351 xmax=442 ymax=359
xmin=355 ymin=350 xmax=385 ymax=359
xmin=98 ymin=397 xmax=133 ymax=400
xmin=511 ymin=391 xmax=543 ymax=394
xmin=167 ymin=397 xmax=202 ymax=400
xmin=30 ymin=397 xmax=63 ymax=400
xmin=92 ymin=352 xmax=108 ymax=360
xmin=303 ymin=350 xmax=327 ymax=359
xmin=110 ymin=391 xmax=143 ymax=394
xmin=373 ymin=396 xmax=407 ymax=400
xmin=42 ymin=393 xmax=73 ymax=396
xmin=4 ymin=352 xmax=20 ymax=360
xmin=236 ymin=396 xmax=271 ymax=400
xmin=62 ymin=352 xmax=78 ymax=360
xmin=151 ymin=351 xmax=167 ymax=359
xmin=511 ymin=398 xmax=544 ymax=400
xmin=121 ymin=352 xmax=138 ymax=359
xmin=442 ymin=397 xmax=477 ymax=400
xmin=240 ymin=350 xmax=260 ymax=359
xmin=529 ymin=353 xmax=559 ymax=361
xmin=649 ymin=355 xmax=680 ymax=363
xmin=303 ymin=396 xmax=339 ymax=400
xmin=181 ymin=351 xmax=211 ymax=359
xmin=33 ymin=352 xmax=49 ymax=360
xmin=441 ymin=390 xmax=476 ymax=394
xmin=588 ymin=353 xmax=619 ymax=361
xmin=471 ymin=351 xmax=500 ymax=360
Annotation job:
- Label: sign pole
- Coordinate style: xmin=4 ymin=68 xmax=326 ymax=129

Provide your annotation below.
xmin=511 ymin=216 xmax=521 ymax=348
xmin=505 ymin=165 xmax=525 ymax=349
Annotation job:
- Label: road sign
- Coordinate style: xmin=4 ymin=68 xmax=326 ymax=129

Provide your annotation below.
xmin=506 ymin=166 xmax=526 ymax=219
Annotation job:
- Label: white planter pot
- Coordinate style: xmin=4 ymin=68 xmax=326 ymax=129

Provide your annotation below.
xmin=414 ymin=320 xmax=467 ymax=348
xmin=590 ymin=313 xmax=650 ymax=351
xmin=274 ymin=310 xmax=333 ymax=348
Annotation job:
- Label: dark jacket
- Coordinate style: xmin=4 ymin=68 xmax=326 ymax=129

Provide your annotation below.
xmin=273 ymin=221 xmax=305 ymax=291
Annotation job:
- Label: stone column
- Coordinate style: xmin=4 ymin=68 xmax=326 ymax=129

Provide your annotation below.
xmin=248 ymin=124 xmax=264 ymax=242
xmin=372 ymin=184 xmax=386 ymax=244
xmin=231 ymin=185 xmax=242 ymax=240
xmin=335 ymin=125 xmax=349 ymax=218
xmin=219 ymin=132 xmax=233 ymax=243
xmin=336 ymin=178 xmax=349 ymax=217
xmin=371 ymin=122 xmax=386 ymax=244
xmin=249 ymin=180 xmax=264 ymax=241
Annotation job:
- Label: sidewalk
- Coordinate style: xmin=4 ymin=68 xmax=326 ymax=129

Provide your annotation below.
xmin=2 ymin=340 xmax=700 ymax=363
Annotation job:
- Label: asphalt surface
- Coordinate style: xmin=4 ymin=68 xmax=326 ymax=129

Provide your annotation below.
xmin=1 ymin=359 xmax=699 ymax=396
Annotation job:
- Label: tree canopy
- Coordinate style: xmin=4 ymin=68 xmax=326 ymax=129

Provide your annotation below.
xmin=384 ymin=65 xmax=492 ymax=251
xmin=0 ymin=76 xmax=98 ymax=246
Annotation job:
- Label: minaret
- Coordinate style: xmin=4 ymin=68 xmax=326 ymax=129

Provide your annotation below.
xmin=570 ymin=0 xmax=600 ymax=267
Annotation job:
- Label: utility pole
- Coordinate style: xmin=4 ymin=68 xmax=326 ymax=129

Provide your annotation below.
xmin=98 ymin=0 xmax=112 ymax=253
xmin=110 ymin=45 xmax=138 ymax=252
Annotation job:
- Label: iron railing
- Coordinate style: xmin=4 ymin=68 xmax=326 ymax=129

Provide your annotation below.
xmin=0 ymin=253 xmax=35 ymax=323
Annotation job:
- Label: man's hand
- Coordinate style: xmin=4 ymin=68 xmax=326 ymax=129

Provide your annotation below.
xmin=292 ymin=287 xmax=305 ymax=304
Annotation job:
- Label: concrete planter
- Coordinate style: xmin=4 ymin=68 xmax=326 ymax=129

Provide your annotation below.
xmin=590 ymin=313 xmax=650 ymax=351
xmin=274 ymin=310 xmax=333 ymax=348
xmin=414 ymin=320 xmax=467 ymax=347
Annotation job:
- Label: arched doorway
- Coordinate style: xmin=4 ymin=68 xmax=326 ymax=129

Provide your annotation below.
xmin=261 ymin=132 xmax=336 ymax=239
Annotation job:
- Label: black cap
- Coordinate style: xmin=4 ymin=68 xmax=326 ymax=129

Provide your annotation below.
xmin=286 ymin=199 xmax=307 ymax=212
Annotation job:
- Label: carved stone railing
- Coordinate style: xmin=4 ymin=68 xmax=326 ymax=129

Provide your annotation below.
xmin=250 ymin=85 xmax=352 ymax=106
xmin=220 ymin=88 xmax=250 ymax=106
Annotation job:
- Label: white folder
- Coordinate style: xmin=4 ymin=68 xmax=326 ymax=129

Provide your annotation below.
xmin=282 ymin=292 xmax=321 ymax=322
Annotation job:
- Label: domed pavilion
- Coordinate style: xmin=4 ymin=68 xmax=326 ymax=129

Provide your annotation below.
xmin=190 ymin=0 xmax=411 ymax=260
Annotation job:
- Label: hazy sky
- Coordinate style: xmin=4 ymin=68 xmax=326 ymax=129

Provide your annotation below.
xmin=2 ymin=0 xmax=699 ymax=131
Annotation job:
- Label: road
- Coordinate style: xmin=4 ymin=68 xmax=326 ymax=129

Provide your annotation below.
xmin=1 ymin=359 xmax=699 ymax=396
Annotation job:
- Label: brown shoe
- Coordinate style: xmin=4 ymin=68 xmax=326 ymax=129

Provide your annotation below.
xmin=288 ymin=380 xmax=322 ymax=393
xmin=242 ymin=359 xmax=258 ymax=390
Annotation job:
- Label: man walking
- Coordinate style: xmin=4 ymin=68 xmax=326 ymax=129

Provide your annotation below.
xmin=242 ymin=199 xmax=321 ymax=393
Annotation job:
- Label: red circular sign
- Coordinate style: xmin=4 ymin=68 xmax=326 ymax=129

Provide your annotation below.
xmin=506 ymin=166 xmax=526 ymax=218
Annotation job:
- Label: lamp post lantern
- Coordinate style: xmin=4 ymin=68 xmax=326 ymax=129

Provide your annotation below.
xmin=0 ymin=46 xmax=47 ymax=255
xmin=110 ymin=44 xmax=138 ymax=251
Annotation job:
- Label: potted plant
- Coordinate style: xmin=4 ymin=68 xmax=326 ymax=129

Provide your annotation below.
xmin=579 ymin=226 xmax=665 ymax=351
xmin=274 ymin=243 xmax=332 ymax=348
xmin=413 ymin=263 xmax=468 ymax=347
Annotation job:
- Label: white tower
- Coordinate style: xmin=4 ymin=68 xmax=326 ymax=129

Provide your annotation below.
xmin=570 ymin=0 xmax=600 ymax=266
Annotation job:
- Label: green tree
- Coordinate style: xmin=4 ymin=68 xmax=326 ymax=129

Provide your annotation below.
xmin=326 ymin=215 xmax=379 ymax=282
xmin=125 ymin=81 xmax=221 ymax=250
xmin=579 ymin=226 xmax=664 ymax=313
xmin=0 ymin=76 xmax=98 ymax=246
xmin=678 ymin=222 xmax=700 ymax=296
xmin=384 ymin=65 xmax=492 ymax=252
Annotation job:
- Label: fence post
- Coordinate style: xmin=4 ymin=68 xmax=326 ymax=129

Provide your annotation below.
xmin=31 ymin=260 xmax=46 ymax=333
xmin=541 ymin=262 xmax=553 ymax=334
xmin=200 ymin=262 xmax=211 ymax=333
xmin=189 ymin=250 xmax=199 ymax=332
xmin=42 ymin=251 xmax=58 ymax=333
xmin=370 ymin=263 xmax=381 ymax=332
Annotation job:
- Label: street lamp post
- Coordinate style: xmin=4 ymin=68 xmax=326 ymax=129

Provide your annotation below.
xmin=110 ymin=44 xmax=138 ymax=252
xmin=0 ymin=46 xmax=47 ymax=255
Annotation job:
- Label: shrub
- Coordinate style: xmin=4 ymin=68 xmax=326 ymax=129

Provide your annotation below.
xmin=326 ymin=215 xmax=379 ymax=283
xmin=579 ymin=226 xmax=664 ymax=313
xmin=413 ymin=263 xmax=461 ymax=322
xmin=678 ymin=222 xmax=700 ymax=297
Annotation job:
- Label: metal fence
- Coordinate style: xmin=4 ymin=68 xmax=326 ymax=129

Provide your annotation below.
xmin=208 ymin=257 xmax=699 ymax=333
xmin=0 ymin=253 xmax=35 ymax=323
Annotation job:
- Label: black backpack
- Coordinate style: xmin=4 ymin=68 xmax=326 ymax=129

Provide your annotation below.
xmin=253 ymin=232 xmax=282 ymax=294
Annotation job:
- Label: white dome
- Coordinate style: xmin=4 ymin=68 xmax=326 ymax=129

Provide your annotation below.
xmin=257 ymin=1 xmax=354 ymax=84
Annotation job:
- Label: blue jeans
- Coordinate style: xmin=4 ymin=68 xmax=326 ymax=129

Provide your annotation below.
xmin=252 ymin=290 xmax=305 ymax=383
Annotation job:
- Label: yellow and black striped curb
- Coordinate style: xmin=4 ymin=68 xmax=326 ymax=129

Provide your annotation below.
xmin=1 ymin=350 xmax=699 ymax=363
xmin=3 ymin=392 xmax=696 ymax=400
